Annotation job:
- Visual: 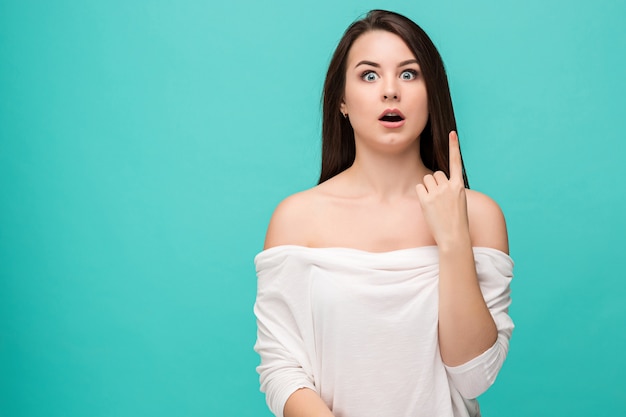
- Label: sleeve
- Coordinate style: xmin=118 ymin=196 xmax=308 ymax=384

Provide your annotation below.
xmin=444 ymin=248 xmax=515 ymax=399
xmin=253 ymin=253 xmax=317 ymax=417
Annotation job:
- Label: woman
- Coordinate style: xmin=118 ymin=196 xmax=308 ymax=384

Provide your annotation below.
xmin=254 ymin=9 xmax=513 ymax=417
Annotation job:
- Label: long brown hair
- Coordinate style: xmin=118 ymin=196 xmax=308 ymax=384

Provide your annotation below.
xmin=319 ymin=9 xmax=469 ymax=188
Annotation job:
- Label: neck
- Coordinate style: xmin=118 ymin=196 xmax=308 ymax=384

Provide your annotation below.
xmin=344 ymin=141 xmax=431 ymax=201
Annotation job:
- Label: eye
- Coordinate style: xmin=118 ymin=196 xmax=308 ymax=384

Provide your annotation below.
xmin=361 ymin=71 xmax=379 ymax=82
xmin=400 ymin=69 xmax=418 ymax=80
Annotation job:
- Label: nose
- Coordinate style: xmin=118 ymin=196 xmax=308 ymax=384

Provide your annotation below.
xmin=382 ymin=78 xmax=399 ymax=101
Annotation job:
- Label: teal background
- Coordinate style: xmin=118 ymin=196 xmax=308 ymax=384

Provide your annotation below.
xmin=1 ymin=0 xmax=624 ymax=415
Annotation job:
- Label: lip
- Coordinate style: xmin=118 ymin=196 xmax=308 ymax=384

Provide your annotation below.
xmin=378 ymin=108 xmax=406 ymax=129
xmin=379 ymin=119 xmax=406 ymax=128
xmin=378 ymin=108 xmax=406 ymax=120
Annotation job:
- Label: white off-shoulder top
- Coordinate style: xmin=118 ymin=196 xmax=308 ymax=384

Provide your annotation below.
xmin=254 ymin=245 xmax=514 ymax=417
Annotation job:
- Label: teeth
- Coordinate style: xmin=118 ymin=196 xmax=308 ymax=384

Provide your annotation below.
xmin=386 ymin=113 xmax=398 ymax=116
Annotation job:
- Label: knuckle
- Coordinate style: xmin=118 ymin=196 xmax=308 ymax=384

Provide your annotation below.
xmin=433 ymin=171 xmax=449 ymax=183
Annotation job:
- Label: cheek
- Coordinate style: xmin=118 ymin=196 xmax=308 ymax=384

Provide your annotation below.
xmin=343 ymin=84 xmax=357 ymax=109
xmin=413 ymin=88 xmax=429 ymax=116
xmin=344 ymin=90 xmax=373 ymax=119
xmin=344 ymin=79 xmax=372 ymax=107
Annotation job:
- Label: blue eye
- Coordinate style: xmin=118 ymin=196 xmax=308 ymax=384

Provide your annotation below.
xmin=361 ymin=71 xmax=379 ymax=82
xmin=401 ymin=69 xmax=418 ymax=80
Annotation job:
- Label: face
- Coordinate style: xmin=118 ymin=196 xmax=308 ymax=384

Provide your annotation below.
xmin=340 ymin=30 xmax=428 ymax=153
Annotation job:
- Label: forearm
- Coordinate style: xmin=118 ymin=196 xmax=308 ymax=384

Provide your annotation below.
xmin=437 ymin=234 xmax=497 ymax=367
xmin=284 ymin=388 xmax=334 ymax=417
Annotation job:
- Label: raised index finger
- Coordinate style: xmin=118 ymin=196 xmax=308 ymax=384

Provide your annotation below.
xmin=449 ymin=130 xmax=462 ymax=181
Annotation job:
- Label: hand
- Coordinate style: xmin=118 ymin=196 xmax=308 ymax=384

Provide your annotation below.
xmin=415 ymin=131 xmax=470 ymax=248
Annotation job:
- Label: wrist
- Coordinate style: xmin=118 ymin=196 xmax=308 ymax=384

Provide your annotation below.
xmin=436 ymin=231 xmax=472 ymax=254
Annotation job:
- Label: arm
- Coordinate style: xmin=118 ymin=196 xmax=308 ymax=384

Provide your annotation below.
xmin=437 ymin=190 xmax=508 ymax=366
xmin=256 ymin=197 xmax=335 ymax=417
xmin=284 ymin=389 xmax=335 ymax=417
xmin=416 ymin=132 xmax=509 ymax=366
xmin=444 ymin=247 xmax=514 ymax=398
xmin=256 ymin=263 xmax=331 ymax=417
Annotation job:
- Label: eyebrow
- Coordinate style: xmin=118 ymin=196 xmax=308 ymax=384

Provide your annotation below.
xmin=354 ymin=59 xmax=419 ymax=69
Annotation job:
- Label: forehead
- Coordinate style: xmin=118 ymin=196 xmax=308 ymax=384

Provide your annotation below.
xmin=347 ymin=30 xmax=416 ymax=66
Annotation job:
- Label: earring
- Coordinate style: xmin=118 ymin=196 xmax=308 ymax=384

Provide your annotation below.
xmin=342 ymin=112 xmax=348 ymax=119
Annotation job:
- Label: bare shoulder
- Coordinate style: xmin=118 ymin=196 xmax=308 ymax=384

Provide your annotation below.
xmin=263 ymin=188 xmax=320 ymax=250
xmin=466 ymin=189 xmax=509 ymax=254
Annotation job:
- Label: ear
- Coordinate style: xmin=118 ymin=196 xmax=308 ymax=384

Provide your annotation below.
xmin=339 ymin=101 xmax=347 ymax=114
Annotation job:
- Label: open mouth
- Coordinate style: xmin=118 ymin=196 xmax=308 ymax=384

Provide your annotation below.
xmin=379 ymin=114 xmax=404 ymax=122
xmin=378 ymin=109 xmax=406 ymax=123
